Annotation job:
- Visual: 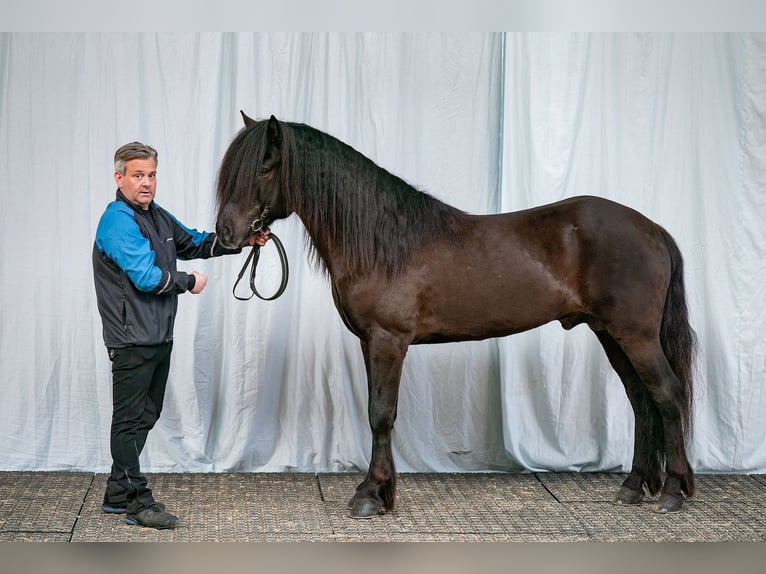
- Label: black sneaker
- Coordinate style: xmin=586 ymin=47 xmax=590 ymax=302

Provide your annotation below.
xmin=102 ymin=501 xmax=165 ymax=514
xmin=124 ymin=504 xmax=178 ymax=529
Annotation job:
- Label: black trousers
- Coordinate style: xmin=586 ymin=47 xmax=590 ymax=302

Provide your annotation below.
xmin=105 ymin=342 xmax=173 ymax=513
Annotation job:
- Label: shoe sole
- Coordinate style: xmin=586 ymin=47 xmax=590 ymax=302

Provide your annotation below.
xmin=103 ymin=502 xmax=165 ymax=515
xmin=124 ymin=515 xmax=178 ymax=529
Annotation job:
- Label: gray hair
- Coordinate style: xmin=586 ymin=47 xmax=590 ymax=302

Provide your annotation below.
xmin=114 ymin=142 xmax=158 ymax=175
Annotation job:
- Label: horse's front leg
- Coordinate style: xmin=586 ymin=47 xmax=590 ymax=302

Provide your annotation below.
xmin=348 ymin=332 xmax=407 ymax=519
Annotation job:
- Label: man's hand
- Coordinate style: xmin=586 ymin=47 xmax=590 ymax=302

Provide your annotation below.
xmin=190 ymin=271 xmax=208 ymax=294
xmin=249 ymin=228 xmax=271 ymax=247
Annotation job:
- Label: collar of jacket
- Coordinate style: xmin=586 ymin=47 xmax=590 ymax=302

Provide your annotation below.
xmin=115 ymin=188 xmax=156 ymax=213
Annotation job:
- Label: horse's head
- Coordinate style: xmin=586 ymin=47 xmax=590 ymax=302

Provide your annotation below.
xmin=215 ymin=112 xmax=290 ymax=248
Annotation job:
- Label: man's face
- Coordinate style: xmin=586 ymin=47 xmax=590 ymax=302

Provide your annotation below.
xmin=115 ymin=158 xmax=157 ymax=210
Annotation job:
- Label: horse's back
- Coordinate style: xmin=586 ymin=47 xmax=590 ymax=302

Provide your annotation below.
xmin=468 ymin=195 xmax=666 ymax=272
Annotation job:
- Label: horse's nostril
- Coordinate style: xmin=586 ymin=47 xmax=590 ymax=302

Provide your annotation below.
xmin=217 ymin=223 xmax=235 ymax=247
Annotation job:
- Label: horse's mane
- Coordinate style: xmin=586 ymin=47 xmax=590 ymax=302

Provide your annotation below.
xmin=219 ymin=119 xmax=466 ymax=278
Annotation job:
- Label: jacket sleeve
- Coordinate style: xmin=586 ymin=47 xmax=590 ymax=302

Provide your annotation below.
xmin=166 ymin=210 xmax=243 ymax=260
xmin=95 ymin=205 xmax=193 ymax=294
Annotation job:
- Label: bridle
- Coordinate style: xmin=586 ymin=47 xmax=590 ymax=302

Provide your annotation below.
xmin=232 ymin=205 xmax=289 ymax=301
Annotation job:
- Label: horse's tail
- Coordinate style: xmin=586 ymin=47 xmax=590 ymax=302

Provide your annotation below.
xmin=659 ymin=229 xmax=697 ymax=495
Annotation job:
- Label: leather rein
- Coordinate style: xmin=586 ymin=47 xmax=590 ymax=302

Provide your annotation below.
xmin=232 ymin=206 xmax=289 ymax=301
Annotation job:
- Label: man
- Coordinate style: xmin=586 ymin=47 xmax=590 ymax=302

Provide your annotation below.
xmin=92 ymin=142 xmax=268 ymax=529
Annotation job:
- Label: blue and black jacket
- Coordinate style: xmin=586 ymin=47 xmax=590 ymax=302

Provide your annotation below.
xmin=93 ymin=189 xmax=240 ymax=348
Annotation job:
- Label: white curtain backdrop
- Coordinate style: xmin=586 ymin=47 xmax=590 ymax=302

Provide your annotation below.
xmin=1 ymin=33 xmax=764 ymax=475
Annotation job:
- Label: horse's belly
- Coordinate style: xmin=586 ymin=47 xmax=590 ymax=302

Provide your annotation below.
xmin=412 ymin=278 xmax=573 ymax=344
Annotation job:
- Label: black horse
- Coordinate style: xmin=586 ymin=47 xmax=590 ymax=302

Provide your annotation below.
xmin=215 ymin=113 xmax=697 ymax=518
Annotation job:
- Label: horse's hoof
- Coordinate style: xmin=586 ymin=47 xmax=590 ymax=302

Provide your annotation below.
xmin=348 ymin=497 xmax=384 ymax=519
xmin=612 ymin=485 xmax=644 ymax=506
xmin=653 ymin=493 xmax=684 ymax=513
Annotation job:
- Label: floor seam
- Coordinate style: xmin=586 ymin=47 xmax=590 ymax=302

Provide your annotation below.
xmin=68 ymin=472 xmax=97 ymax=542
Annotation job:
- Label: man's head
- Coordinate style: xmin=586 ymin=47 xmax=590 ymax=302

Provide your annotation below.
xmin=114 ymin=142 xmax=158 ymax=210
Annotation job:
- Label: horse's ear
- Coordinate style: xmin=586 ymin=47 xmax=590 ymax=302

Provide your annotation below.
xmin=240 ymin=110 xmax=256 ymax=127
xmin=267 ymin=115 xmax=282 ymax=148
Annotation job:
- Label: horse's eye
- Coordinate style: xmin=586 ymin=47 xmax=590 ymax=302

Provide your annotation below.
xmin=259 ymin=167 xmax=269 ymax=176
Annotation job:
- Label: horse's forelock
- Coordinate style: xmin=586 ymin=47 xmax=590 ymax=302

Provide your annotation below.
xmin=217 ymin=120 xmax=295 ymax=214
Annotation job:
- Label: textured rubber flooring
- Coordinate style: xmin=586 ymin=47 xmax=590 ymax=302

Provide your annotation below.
xmin=0 ymin=471 xmax=764 ymax=542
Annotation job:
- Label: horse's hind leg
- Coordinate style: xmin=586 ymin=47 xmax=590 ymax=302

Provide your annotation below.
xmin=347 ymin=333 xmax=406 ymax=519
xmin=596 ymin=332 xmax=663 ymax=505
xmin=616 ymin=335 xmax=694 ymax=513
